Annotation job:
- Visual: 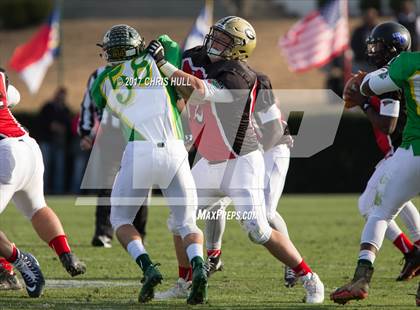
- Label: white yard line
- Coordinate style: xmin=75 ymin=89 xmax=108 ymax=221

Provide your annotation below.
xmin=46 ymin=279 xmax=139 ymax=288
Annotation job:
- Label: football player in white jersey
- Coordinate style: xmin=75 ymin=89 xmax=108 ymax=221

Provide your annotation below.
xmin=90 ymin=25 xmax=207 ymax=304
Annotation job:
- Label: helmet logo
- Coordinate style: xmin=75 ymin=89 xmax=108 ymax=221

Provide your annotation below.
xmin=392 ymin=32 xmax=407 ymax=44
xmin=245 ymin=28 xmax=255 ymax=40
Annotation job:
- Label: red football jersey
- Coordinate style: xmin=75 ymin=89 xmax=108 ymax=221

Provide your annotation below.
xmin=0 ymin=72 xmax=26 ymax=138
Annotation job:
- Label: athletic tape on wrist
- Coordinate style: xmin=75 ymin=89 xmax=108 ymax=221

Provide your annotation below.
xmin=160 ymin=62 xmax=178 ymax=78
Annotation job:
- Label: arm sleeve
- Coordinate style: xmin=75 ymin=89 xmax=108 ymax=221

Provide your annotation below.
xmin=360 ymin=67 xmax=400 ymax=96
xmin=78 ymin=71 xmax=98 ymax=136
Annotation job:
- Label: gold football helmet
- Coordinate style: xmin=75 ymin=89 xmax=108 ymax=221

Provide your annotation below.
xmin=205 ymin=16 xmax=256 ymax=61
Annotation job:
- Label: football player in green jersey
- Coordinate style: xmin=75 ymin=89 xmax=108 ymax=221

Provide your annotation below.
xmin=332 ymin=22 xmax=420 ymax=305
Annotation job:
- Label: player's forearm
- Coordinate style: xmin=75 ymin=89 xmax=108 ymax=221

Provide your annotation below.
xmin=160 ymin=63 xmax=233 ymax=103
xmin=365 ymin=109 xmax=397 ymax=135
xmin=261 ymin=119 xmax=284 ymax=151
xmin=159 ymin=62 xmax=205 ymax=101
xmin=172 ymin=71 xmax=205 ymax=101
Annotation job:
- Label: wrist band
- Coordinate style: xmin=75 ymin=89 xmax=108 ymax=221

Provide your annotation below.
xmin=159 ymin=62 xmax=178 ymax=78
xmin=362 ymin=102 xmax=370 ymax=112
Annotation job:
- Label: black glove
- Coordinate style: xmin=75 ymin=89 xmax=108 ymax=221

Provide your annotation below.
xmin=146 ymin=40 xmax=166 ymax=67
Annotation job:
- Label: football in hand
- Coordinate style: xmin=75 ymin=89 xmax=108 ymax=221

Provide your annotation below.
xmin=343 ymin=71 xmax=367 ymax=109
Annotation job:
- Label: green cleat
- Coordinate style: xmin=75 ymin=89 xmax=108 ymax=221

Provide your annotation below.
xmin=187 ymin=258 xmax=208 ymax=305
xmin=138 ymin=264 xmax=163 ymax=303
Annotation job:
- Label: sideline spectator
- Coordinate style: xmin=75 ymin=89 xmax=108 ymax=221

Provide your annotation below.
xmin=70 ymin=113 xmax=91 ymax=194
xmin=350 ymin=7 xmax=379 ymax=73
xmin=395 ymin=0 xmax=419 ymax=51
xmin=38 ymin=87 xmax=71 ymax=194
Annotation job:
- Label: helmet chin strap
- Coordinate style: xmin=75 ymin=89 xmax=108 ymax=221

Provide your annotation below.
xmin=207 ymin=47 xmax=224 ymax=62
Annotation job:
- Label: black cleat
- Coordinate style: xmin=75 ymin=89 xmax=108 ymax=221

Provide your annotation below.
xmin=59 ymin=252 xmax=86 ymax=277
xmin=284 ymin=265 xmax=298 ymax=288
xmin=204 ymin=255 xmax=223 ymax=278
xmin=397 ymin=247 xmax=420 ymax=281
xmin=12 ymin=250 xmax=45 ymax=298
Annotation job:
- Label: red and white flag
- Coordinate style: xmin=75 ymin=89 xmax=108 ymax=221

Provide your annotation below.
xmin=279 ymin=0 xmax=349 ymax=73
xmin=8 ymin=8 xmax=60 ymax=94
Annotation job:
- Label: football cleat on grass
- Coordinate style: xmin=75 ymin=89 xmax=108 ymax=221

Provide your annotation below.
xmin=397 ymin=247 xmax=420 ymax=281
xmin=12 ymin=250 xmax=45 ymax=298
xmin=330 ymin=263 xmax=373 ymax=305
xmin=59 ymin=252 xmax=86 ymax=277
xmin=284 ymin=265 xmax=298 ymax=288
xmin=0 ymin=268 xmax=22 ymax=290
xmin=91 ymin=235 xmax=112 ymax=248
xmin=155 ymin=278 xmax=191 ymax=300
xmin=204 ymin=254 xmax=223 ymax=277
xmin=416 ymin=283 xmax=420 ymax=306
xmin=301 ymin=272 xmax=324 ymax=304
xmin=139 ymin=264 xmax=163 ymax=303
xmin=187 ymin=258 xmax=208 ymax=305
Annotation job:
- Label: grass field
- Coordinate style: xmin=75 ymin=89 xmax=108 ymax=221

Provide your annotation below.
xmin=0 ymin=195 xmax=418 ymax=309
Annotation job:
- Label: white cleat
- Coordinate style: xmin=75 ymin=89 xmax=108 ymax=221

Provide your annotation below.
xmin=301 ymin=272 xmax=324 ymax=304
xmin=154 ymin=278 xmax=191 ymax=300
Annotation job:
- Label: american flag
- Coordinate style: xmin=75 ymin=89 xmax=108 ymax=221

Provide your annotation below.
xmin=279 ymin=0 xmax=349 ymax=73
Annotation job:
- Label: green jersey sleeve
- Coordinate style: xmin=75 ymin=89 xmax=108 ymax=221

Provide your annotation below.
xmin=90 ymin=68 xmax=111 ymax=109
xmin=388 ymin=52 xmax=414 ymax=88
xmin=158 ymin=34 xmax=181 ymax=68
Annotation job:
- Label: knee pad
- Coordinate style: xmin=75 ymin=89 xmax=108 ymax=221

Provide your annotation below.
xmin=166 ymin=215 xmax=181 ymax=236
xmin=110 ymin=209 xmax=134 ymax=231
xmin=358 ymin=192 xmax=370 ymax=219
xmin=27 ymin=205 xmax=46 ymax=221
xmin=242 ymin=219 xmax=272 ymax=244
xmin=167 ymin=212 xmax=201 ymax=238
xmin=178 ymin=224 xmax=202 ymax=239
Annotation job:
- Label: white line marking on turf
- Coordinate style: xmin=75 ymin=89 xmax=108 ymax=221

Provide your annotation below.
xmin=46 ymin=279 xmax=139 ymax=288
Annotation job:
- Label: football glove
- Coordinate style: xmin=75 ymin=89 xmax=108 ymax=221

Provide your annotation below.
xmin=146 ymin=40 xmax=166 ymax=67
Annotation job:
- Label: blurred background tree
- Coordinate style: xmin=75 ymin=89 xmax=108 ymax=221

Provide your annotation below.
xmin=0 ymin=0 xmax=53 ymax=29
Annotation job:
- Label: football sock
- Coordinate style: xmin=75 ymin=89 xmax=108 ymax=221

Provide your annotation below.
xmin=5 ymin=244 xmax=18 ymax=263
xmin=186 ymin=243 xmax=203 ymax=262
xmin=393 ymin=233 xmax=414 ymax=254
xmin=0 ymin=258 xmax=13 ymax=274
xmin=358 ymin=250 xmax=375 ymax=266
xmin=136 ymin=254 xmax=153 ymax=272
xmin=127 ymin=239 xmax=146 ymax=260
xmin=49 ymin=235 xmax=71 ymax=256
xmin=207 ymin=249 xmax=221 ymax=258
xmin=292 ymin=259 xmax=312 ymax=277
xmin=415 ymin=240 xmax=420 ymax=248
xmin=179 ymin=266 xmax=192 ymax=281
